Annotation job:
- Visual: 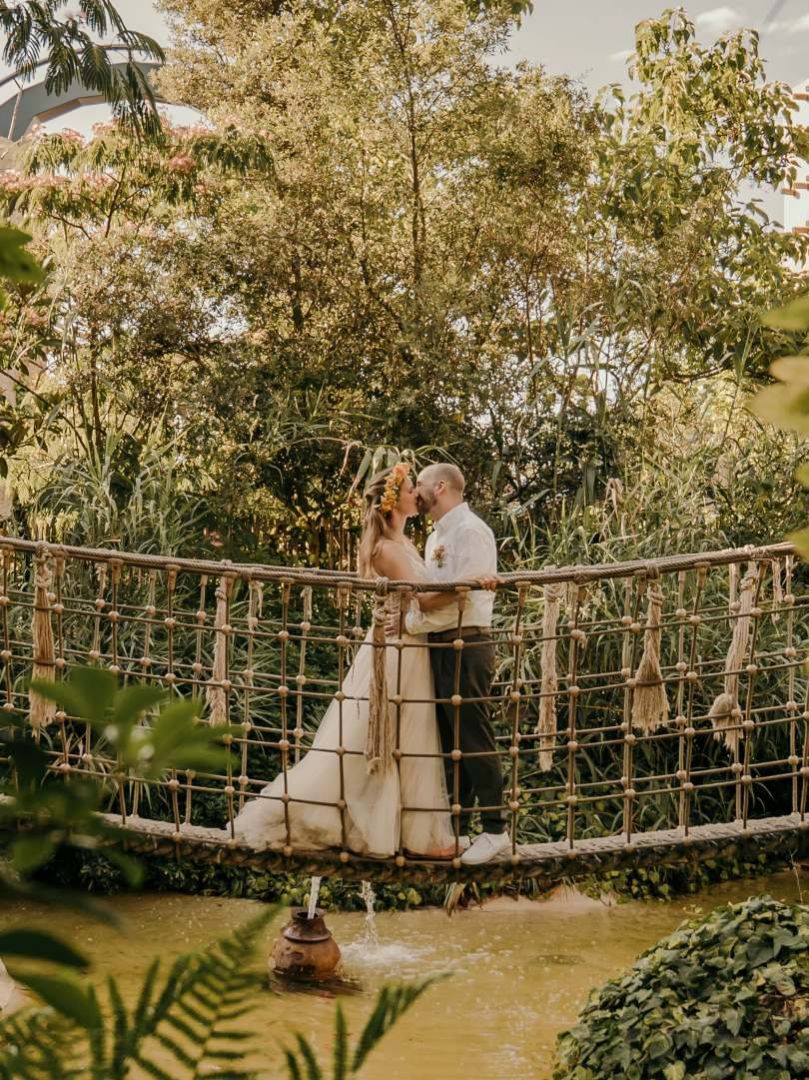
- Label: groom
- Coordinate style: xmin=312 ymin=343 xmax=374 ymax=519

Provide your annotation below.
xmin=403 ymin=464 xmax=508 ymax=866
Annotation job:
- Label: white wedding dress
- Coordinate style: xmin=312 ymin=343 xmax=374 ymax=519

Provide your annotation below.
xmin=234 ymin=545 xmax=454 ymax=857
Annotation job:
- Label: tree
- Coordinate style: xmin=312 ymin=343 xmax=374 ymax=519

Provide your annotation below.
xmin=155 ymin=2 xmax=808 ymax=529
xmin=2 ymin=2 xmax=805 ymax=562
xmin=0 ymin=0 xmax=165 ymax=137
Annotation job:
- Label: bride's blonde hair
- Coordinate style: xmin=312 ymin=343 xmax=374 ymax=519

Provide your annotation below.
xmin=357 ymin=467 xmax=398 ymax=579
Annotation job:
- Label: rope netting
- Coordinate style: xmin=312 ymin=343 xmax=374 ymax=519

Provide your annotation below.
xmin=1 ymin=536 xmax=808 ymax=879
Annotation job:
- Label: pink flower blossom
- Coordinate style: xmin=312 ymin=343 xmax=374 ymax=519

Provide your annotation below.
xmin=167 ymin=154 xmax=196 ymax=175
xmin=0 ymin=170 xmax=23 ymax=193
xmin=91 ymin=120 xmax=120 ymax=136
xmin=82 ymin=171 xmax=115 ymax=191
xmin=174 ymin=123 xmax=212 ymax=139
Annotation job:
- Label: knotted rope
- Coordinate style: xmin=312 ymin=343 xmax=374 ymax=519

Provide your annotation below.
xmin=771 ymin=559 xmax=783 ymax=624
xmin=29 ymin=550 xmax=56 ymax=728
xmin=536 ymin=580 xmax=565 ymax=771
xmin=709 ymin=565 xmax=758 ymax=752
xmin=366 ymin=582 xmax=391 ymax=774
xmin=631 ymin=579 xmax=669 ymax=733
xmin=728 ymin=562 xmax=738 ymax=614
xmin=206 ymin=573 xmax=234 ymax=725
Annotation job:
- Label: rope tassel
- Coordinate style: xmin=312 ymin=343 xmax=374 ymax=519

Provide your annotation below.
xmin=709 ymin=565 xmax=757 ymax=752
xmin=631 ymin=580 xmax=669 ymax=733
xmin=536 ymin=582 xmax=565 ymax=770
xmin=366 ymin=589 xmax=391 ymax=774
xmin=29 ymin=552 xmax=56 ymax=728
xmin=206 ymin=574 xmax=234 ymax=725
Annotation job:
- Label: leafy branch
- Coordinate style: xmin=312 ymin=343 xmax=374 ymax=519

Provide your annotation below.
xmin=0 ymin=1 xmax=165 ymax=137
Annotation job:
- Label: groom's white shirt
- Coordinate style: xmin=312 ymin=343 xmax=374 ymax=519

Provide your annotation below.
xmin=405 ymin=501 xmax=497 ymax=635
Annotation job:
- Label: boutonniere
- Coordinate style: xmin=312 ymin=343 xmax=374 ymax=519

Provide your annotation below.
xmin=432 ymin=545 xmax=446 ymax=568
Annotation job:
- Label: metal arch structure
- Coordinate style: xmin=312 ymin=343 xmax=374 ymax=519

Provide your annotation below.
xmin=0 ymin=47 xmax=165 ymax=141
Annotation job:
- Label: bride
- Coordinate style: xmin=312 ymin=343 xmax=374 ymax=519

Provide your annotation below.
xmin=234 ymin=463 xmax=458 ymax=858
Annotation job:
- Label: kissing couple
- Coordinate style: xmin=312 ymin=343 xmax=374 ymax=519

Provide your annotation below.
xmin=235 ymin=462 xmax=510 ymax=866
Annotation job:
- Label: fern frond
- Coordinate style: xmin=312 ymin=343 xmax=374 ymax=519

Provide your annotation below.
xmin=135 ymin=908 xmax=274 ymax=1079
xmin=0 ymin=1007 xmax=83 ymax=1079
xmin=132 ymin=957 xmax=160 ymax=1030
xmin=291 ymin=1034 xmax=323 ymax=1080
xmin=131 ymin=1054 xmax=174 ymax=1080
xmin=333 ymin=1004 xmax=348 ymax=1080
xmin=284 ymin=1049 xmax=304 ymax=1080
xmin=162 ymin=1011 xmax=204 ymax=1043
xmin=351 ymin=978 xmax=443 ymax=1074
xmin=153 ymin=1030 xmax=197 ymax=1068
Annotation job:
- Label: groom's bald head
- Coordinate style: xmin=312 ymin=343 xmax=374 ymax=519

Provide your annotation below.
xmin=418 ymin=463 xmax=465 ymax=494
xmin=415 ymin=463 xmax=465 ymax=521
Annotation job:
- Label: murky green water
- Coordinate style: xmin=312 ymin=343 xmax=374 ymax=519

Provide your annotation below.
xmin=0 ymin=872 xmax=804 ymax=1078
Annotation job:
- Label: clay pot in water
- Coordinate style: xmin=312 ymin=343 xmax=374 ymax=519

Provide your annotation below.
xmin=270 ymin=908 xmax=341 ymax=981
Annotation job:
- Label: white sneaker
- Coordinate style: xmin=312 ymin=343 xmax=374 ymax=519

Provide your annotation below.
xmin=457 ymin=835 xmax=471 ymax=853
xmin=460 ymin=831 xmax=510 ymax=866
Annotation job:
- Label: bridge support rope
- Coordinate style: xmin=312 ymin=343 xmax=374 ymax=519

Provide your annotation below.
xmin=0 ymin=536 xmax=805 ymax=882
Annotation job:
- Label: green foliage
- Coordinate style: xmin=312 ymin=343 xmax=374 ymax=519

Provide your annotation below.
xmin=0 ymin=909 xmax=274 ymax=1079
xmin=0 ymin=664 xmax=236 ymax=915
xmin=0 ymin=227 xmax=44 ymax=290
xmin=27 ymin=665 xmax=234 ymax=784
xmin=750 ymin=294 xmax=809 ymax=557
xmin=587 ymin=851 xmax=784 ymax=903
xmin=15 ymin=426 xmax=213 ymax=554
xmin=554 ymin=895 xmax=809 ymax=1080
xmin=1 ymin=1 xmax=804 ymax=561
xmin=0 ymin=1 xmax=165 ymax=137
xmin=284 ymin=976 xmax=440 ymax=1079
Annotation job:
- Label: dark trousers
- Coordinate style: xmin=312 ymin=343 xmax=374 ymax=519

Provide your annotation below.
xmin=429 ymin=632 xmax=505 ymax=835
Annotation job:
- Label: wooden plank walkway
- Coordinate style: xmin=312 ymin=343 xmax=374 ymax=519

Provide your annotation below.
xmin=104 ymin=812 xmax=809 ymax=886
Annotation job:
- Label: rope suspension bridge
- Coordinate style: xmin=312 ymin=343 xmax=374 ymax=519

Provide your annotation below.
xmin=2 ymin=535 xmax=809 ymax=886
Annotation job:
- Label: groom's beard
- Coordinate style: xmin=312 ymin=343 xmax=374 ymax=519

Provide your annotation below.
xmin=415 ymin=493 xmax=433 ymax=517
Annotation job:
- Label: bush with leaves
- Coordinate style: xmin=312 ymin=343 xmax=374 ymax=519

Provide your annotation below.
xmin=554 ymin=895 xmax=809 ymax=1080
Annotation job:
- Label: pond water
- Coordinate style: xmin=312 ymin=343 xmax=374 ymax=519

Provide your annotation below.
xmin=0 ymin=870 xmax=805 ymax=1078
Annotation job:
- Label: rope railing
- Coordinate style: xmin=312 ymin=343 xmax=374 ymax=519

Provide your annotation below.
xmin=0 ymin=536 xmax=807 ymax=882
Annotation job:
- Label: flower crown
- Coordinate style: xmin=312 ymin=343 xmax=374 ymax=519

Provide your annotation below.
xmin=378 ymin=462 xmax=411 ymax=515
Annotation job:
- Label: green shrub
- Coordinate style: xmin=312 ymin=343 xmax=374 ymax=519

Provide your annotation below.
xmin=554 ymin=895 xmax=809 ymax=1080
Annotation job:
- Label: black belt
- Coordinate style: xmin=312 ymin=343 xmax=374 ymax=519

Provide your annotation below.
xmin=427 ymin=626 xmax=491 ymax=643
